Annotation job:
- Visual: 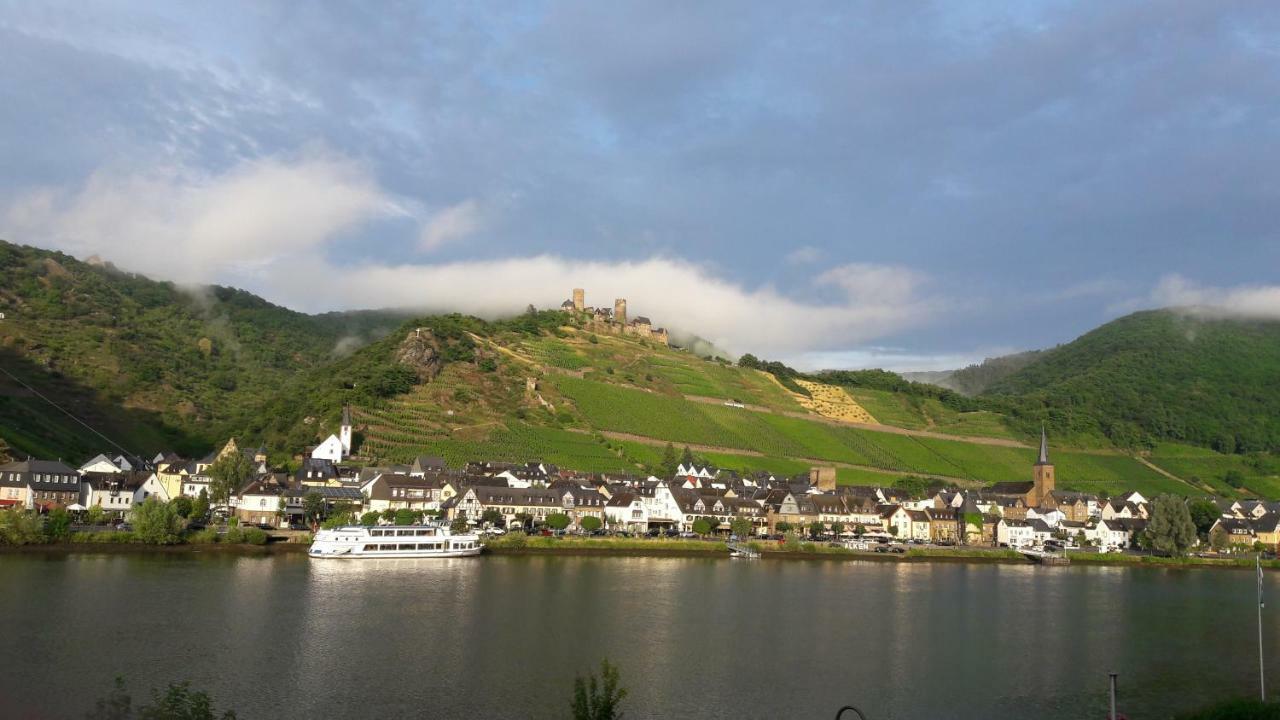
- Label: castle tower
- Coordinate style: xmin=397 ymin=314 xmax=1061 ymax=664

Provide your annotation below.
xmin=614 ymin=298 xmax=627 ymax=324
xmin=339 ymin=404 xmax=353 ymax=457
xmin=1031 ymin=426 xmax=1055 ymax=507
xmin=572 ymin=288 xmax=584 ymax=311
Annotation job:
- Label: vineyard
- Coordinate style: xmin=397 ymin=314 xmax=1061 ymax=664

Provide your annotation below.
xmin=843 ymin=387 xmax=1017 ymax=440
xmin=360 ymin=421 xmax=641 ymax=473
xmin=552 ymin=374 xmax=1185 ymax=495
xmin=1146 ymin=443 xmax=1280 ymax=498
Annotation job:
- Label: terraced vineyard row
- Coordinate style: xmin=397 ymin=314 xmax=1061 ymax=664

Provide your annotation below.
xmin=360 ymin=422 xmax=639 ymax=473
xmin=554 ymin=375 xmax=1189 ymax=493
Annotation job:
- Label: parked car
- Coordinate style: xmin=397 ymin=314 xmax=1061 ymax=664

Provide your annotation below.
xmin=255 ymin=523 xmax=275 ymax=531
xmin=288 ymin=522 xmax=308 ymax=531
xmin=889 ymin=545 xmax=906 ymax=554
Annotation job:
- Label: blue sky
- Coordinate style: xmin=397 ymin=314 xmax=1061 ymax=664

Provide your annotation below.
xmin=2 ymin=1 xmax=1278 ymax=369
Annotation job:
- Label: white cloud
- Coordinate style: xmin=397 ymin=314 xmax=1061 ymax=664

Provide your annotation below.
xmin=785 ymin=245 xmax=821 ymax=265
xmin=2 ymin=157 xmax=946 ymax=358
xmin=268 ymin=256 xmax=941 ymax=358
xmin=1 ymin=153 xmax=397 ymax=283
xmin=1147 ymin=274 xmax=1280 ymax=319
xmin=419 ymin=199 xmax=481 ymax=251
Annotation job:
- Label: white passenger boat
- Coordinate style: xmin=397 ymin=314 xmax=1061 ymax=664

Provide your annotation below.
xmin=309 ymin=524 xmax=483 ymax=559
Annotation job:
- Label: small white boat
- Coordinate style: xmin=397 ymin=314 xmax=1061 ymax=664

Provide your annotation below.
xmin=727 ymin=542 xmax=761 ymax=559
xmin=309 ymin=524 xmax=482 ymax=559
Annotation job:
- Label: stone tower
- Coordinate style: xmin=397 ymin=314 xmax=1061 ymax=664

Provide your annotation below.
xmin=1030 ymin=426 xmax=1055 ymax=507
xmin=572 ymin=288 xmax=585 ymax=311
xmin=614 ymin=298 xmax=627 ymax=324
xmin=339 ymin=404 xmax=353 ymax=456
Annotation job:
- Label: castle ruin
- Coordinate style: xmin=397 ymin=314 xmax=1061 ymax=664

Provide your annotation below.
xmin=560 ymin=289 xmax=669 ymax=346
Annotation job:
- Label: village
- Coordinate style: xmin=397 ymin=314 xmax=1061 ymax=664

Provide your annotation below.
xmin=0 ymin=409 xmax=1269 ymax=555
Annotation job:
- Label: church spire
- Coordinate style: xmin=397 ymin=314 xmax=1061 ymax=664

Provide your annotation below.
xmin=1036 ymin=425 xmax=1050 ymax=465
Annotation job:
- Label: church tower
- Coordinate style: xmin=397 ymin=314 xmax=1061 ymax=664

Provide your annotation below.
xmin=339 ymin=404 xmax=353 ymax=457
xmin=1031 ymin=426 xmax=1055 ymax=507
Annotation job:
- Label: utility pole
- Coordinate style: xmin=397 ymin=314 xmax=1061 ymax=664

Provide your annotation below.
xmin=1259 ymin=553 xmax=1266 ymax=701
xmin=1109 ymin=672 xmax=1118 ymax=720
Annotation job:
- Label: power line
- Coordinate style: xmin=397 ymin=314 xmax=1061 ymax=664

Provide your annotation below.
xmin=0 ymin=362 xmax=136 ymax=459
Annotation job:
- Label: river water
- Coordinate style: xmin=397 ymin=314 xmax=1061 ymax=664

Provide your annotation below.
xmin=0 ymin=552 xmax=1273 ymax=719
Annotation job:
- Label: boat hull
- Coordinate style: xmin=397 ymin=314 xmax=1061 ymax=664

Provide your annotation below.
xmin=308 ymin=547 xmax=483 ymax=559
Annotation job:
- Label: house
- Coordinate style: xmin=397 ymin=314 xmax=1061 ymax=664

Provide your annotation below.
xmin=1210 ymin=517 xmax=1259 ymax=548
xmin=296 ymin=458 xmax=340 ymax=487
xmin=410 ymin=456 xmax=447 ymax=476
xmin=0 ymin=459 xmax=82 ymax=511
xmin=997 ymin=518 xmax=1035 ymax=549
xmin=236 ymin=475 xmax=290 ymax=527
xmin=1255 ymin=513 xmax=1280 ymax=549
xmin=605 ymin=492 xmax=649 ymax=532
xmin=283 ymin=486 xmax=364 ymax=525
xmin=904 ymin=509 xmax=932 ymax=542
xmin=451 ymin=486 xmax=563 ymax=529
xmin=558 ymin=486 xmax=607 ymax=526
xmin=362 ymin=473 xmax=446 ymax=513
xmin=927 ymin=508 xmax=961 ymax=544
xmin=1028 ymin=518 xmax=1055 ymax=546
xmin=80 ymin=471 xmax=148 ymax=516
xmin=1091 ymin=518 xmax=1147 ymax=552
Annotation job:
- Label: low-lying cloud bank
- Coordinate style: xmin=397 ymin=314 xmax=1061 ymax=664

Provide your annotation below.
xmin=0 ymin=155 xmax=941 ymax=358
xmin=1150 ymin=275 xmax=1280 ymax=321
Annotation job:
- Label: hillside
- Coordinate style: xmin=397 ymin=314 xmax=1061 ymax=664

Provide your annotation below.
xmin=983 ymin=309 xmax=1280 ymax=453
xmin=2 ymin=239 xmax=1277 ymax=500
xmin=0 ymin=239 xmax=406 ymax=458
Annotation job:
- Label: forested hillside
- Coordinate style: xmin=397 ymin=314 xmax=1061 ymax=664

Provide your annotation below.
xmin=983 ymin=310 xmax=1280 ymax=453
xmin=0 ymin=240 xmax=406 ymax=457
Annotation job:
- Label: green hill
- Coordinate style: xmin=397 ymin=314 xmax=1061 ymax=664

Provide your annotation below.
xmin=0 ymin=239 xmax=406 ymax=458
xmin=983 ymin=309 xmax=1280 ymax=453
xmin=2 ymin=238 xmax=1277 ymax=499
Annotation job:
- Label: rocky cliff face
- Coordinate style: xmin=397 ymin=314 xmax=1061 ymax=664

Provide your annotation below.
xmin=395 ymin=328 xmax=443 ymax=381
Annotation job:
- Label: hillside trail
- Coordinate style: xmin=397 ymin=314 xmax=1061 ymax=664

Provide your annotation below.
xmin=569 ymin=428 xmax=983 ymax=488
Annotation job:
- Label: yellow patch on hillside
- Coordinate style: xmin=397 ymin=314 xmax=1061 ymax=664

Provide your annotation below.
xmin=792 ymin=379 xmax=877 ymax=424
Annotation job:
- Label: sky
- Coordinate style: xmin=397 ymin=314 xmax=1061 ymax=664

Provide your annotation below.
xmin=1 ymin=1 xmax=1278 ymax=371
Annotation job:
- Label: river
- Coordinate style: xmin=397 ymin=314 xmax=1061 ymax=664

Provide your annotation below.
xmin=0 ymin=552 xmax=1272 ymax=719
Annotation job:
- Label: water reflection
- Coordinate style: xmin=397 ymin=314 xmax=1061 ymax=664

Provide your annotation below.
xmin=0 ymin=554 xmax=1276 ymax=719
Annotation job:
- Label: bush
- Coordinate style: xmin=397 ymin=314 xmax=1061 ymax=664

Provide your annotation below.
xmin=242 ymin=528 xmax=268 ymax=545
xmin=44 ymin=508 xmax=72 ymax=540
xmin=394 ymin=509 xmax=419 ymax=526
xmin=360 ymin=511 xmax=381 ymax=526
xmin=131 ymin=499 xmax=181 ymax=545
xmin=0 ymin=509 xmax=46 ymax=545
xmin=223 ymin=527 xmax=245 ymax=544
xmin=187 ymin=529 xmax=220 ymax=544
xmin=172 ymin=496 xmax=194 ymax=519
xmin=691 ymin=518 xmax=712 ymax=536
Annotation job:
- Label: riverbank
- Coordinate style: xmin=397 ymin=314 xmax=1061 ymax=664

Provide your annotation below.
xmin=5 ymin=534 xmax=1276 ymax=569
xmin=482 ymin=536 xmax=1280 ymax=569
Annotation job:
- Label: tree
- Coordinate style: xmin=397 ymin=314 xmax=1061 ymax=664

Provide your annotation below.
xmin=302 ymin=492 xmax=325 ymax=525
xmin=854 ymin=523 xmax=866 ymax=537
xmin=450 ymin=515 xmax=470 ymax=534
xmin=275 ymin=496 xmax=286 ymax=525
xmin=730 ymin=516 xmax=752 ymax=538
xmin=207 ymin=450 xmax=254 ymax=513
xmin=580 ymin=516 xmax=602 ymax=532
xmin=381 ymin=508 xmax=397 ymax=523
xmin=775 ymin=521 xmax=791 ymax=533
xmin=190 ymin=490 xmax=210 ymax=521
xmin=1224 ymin=470 xmax=1246 ymax=489
xmin=360 ymin=511 xmax=381 ymax=526
xmin=737 ymin=353 xmax=760 ymax=369
xmin=691 ymin=518 xmax=712 ymax=536
xmin=86 ymin=505 xmax=106 ymax=526
xmin=808 ymin=521 xmax=825 ymax=538
xmin=394 ymin=508 xmax=418 ymax=526
xmin=658 ymin=443 xmax=679 ymax=478
xmin=45 ymin=508 xmax=71 ymax=540
xmin=0 ymin=509 xmax=45 ymax=545
xmin=830 ymin=521 xmax=845 ymax=537
xmin=480 ymin=509 xmax=504 ymax=527
xmin=546 ymin=513 xmax=571 ymax=531
xmin=1144 ymin=494 xmax=1198 ymax=556
xmin=1187 ymin=499 xmax=1220 ymax=536
xmin=172 ymin=496 xmax=193 ymax=519
xmin=132 ymin=499 xmax=180 ymax=545
xmin=571 ymin=659 xmax=627 ymax=720
xmin=1210 ymin=525 xmax=1230 ymax=552
xmin=680 ymin=446 xmax=695 ymax=466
